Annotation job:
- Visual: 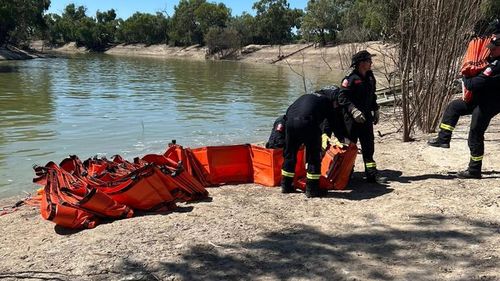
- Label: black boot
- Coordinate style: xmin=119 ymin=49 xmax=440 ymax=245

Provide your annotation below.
xmin=458 ymin=159 xmax=482 ymax=179
xmin=281 ymin=176 xmax=295 ymax=193
xmin=305 ymin=180 xmax=327 ymax=198
xmin=366 ymin=168 xmax=387 ymax=184
xmin=457 ymin=169 xmax=481 ymax=179
xmin=366 ymin=174 xmax=388 ymax=184
xmin=427 ymin=138 xmax=450 ymax=148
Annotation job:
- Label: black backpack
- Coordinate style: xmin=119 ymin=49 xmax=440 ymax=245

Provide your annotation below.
xmin=265 ymin=115 xmax=286 ymax=149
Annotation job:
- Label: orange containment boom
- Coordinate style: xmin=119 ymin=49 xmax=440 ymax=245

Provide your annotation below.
xmin=460 ymin=36 xmax=491 ymax=103
xmin=189 ymin=144 xmax=254 ymax=185
xmin=33 ymin=140 xmax=359 ymax=230
xmin=35 ymin=162 xmax=133 ymax=229
xmin=33 ymin=151 xmax=210 ymax=229
xmin=320 ymin=143 xmax=358 ymax=190
xmin=296 ymin=143 xmax=358 ymax=191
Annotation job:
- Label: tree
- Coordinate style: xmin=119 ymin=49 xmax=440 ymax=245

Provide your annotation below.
xmin=252 ymin=0 xmax=304 ymax=44
xmin=205 ymin=27 xmax=241 ymax=58
xmin=0 ymin=0 xmax=51 ymax=45
xmin=194 ymin=2 xmax=230 ymax=36
xmin=169 ymin=0 xmax=205 ymax=46
xmin=56 ymin=4 xmax=88 ymax=43
xmin=301 ymin=0 xmax=346 ymax=45
xmin=116 ymin=12 xmax=170 ymax=45
xmin=227 ymin=12 xmax=258 ymax=46
xmin=394 ymin=0 xmax=484 ymax=141
xmin=340 ymin=0 xmax=398 ymax=42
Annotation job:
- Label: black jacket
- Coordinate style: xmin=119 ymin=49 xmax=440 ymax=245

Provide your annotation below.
xmin=338 ymin=70 xmax=379 ymax=120
xmin=463 ymin=58 xmax=500 ymax=108
xmin=285 ymin=90 xmax=338 ymax=128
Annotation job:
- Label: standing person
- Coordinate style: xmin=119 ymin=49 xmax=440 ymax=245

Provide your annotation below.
xmin=428 ymin=33 xmax=500 ymax=178
xmin=338 ymin=50 xmax=383 ymax=183
xmin=281 ymin=86 xmax=341 ymax=198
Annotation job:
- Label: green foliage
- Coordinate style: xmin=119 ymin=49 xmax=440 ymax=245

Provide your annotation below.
xmin=195 ymin=2 xmax=230 ymax=35
xmin=340 ymin=0 xmax=399 ymax=42
xmin=0 ymin=0 xmax=50 ymax=46
xmin=252 ymin=0 xmax=304 ymax=44
xmin=169 ymin=0 xmax=205 ymax=46
xmin=116 ymin=12 xmax=169 ymax=45
xmin=42 ymin=4 xmax=119 ymax=51
xmin=55 ymin=4 xmax=88 ymax=42
xmin=227 ymin=12 xmax=258 ymax=46
xmin=205 ymin=27 xmax=241 ymax=58
xmin=301 ymin=0 xmax=348 ymax=45
xmin=169 ymin=0 xmax=231 ymax=46
xmin=75 ymin=9 xmax=118 ymax=50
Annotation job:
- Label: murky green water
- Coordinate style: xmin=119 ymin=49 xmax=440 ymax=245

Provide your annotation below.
xmin=0 ymin=54 xmax=345 ymax=198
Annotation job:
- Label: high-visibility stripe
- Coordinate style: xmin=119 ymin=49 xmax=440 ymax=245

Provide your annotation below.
xmin=440 ymin=123 xmax=455 ymax=132
xmin=470 ymin=155 xmax=483 ymax=162
xmin=281 ymin=170 xmax=295 ymax=178
xmin=306 ymin=173 xmax=321 ymax=180
xmin=365 ymin=162 xmax=377 ymax=168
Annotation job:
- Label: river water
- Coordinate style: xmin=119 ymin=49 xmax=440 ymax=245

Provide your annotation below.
xmin=0 ymin=54 xmax=344 ymax=198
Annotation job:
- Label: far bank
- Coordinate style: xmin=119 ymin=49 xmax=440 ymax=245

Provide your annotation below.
xmin=16 ymin=41 xmax=394 ymax=74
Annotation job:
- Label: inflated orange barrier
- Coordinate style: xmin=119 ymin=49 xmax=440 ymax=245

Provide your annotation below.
xmin=190 ymin=144 xmax=253 ymax=185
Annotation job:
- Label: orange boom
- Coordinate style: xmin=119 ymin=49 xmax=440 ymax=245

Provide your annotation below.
xmin=460 ymin=36 xmax=491 ymax=103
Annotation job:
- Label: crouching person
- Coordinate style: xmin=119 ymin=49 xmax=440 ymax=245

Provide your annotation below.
xmin=281 ymin=86 xmax=342 ymax=198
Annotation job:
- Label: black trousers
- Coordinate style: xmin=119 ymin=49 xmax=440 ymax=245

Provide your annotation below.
xmin=282 ymin=118 xmax=321 ymax=178
xmin=346 ymin=119 xmax=376 ymax=176
xmin=438 ymin=99 xmax=475 ymax=142
xmin=439 ymin=98 xmax=500 ymax=172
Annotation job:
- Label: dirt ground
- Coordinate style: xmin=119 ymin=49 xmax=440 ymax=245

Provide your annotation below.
xmin=0 ymin=110 xmax=498 ymax=281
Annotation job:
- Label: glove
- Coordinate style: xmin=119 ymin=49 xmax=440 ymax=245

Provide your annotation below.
xmin=331 ymin=137 xmax=344 ymax=147
xmin=321 ymin=133 xmax=331 ymax=150
xmin=373 ymin=110 xmax=380 ymax=125
xmin=351 ymin=108 xmax=366 ymax=123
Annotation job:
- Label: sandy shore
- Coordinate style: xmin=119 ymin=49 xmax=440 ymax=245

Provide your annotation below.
xmin=3 ymin=41 xmax=392 ymax=71
xmin=1 ymin=111 xmax=498 ymax=281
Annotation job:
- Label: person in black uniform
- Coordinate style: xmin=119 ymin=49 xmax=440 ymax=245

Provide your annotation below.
xmin=428 ymin=33 xmax=500 ymax=178
xmin=338 ymin=50 xmax=382 ymax=183
xmin=281 ymin=86 xmax=341 ymax=198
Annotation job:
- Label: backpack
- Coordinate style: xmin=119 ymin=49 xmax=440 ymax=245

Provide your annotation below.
xmin=265 ymin=115 xmax=286 ymax=149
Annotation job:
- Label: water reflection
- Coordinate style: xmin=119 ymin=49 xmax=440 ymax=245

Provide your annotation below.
xmin=0 ymin=64 xmax=18 ymax=73
xmin=0 ymin=54 xmax=345 ymax=198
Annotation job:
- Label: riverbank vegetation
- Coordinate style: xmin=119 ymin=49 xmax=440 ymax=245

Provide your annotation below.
xmin=1 ymin=0 xmax=498 ymax=52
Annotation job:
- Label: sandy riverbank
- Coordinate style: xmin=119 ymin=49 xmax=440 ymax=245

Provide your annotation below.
xmin=0 ymin=46 xmax=43 ymax=60
xmin=6 ymin=41 xmax=393 ymax=72
xmin=0 ymin=110 xmax=498 ymax=280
